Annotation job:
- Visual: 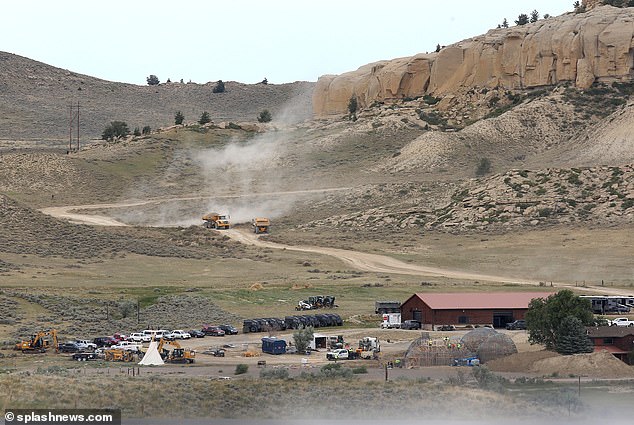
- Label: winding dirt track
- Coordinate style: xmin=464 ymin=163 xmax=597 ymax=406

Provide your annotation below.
xmin=40 ymin=197 xmax=622 ymax=294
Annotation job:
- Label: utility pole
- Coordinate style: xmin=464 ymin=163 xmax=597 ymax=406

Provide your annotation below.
xmin=68 ymin=102 xmax=80 ymax=152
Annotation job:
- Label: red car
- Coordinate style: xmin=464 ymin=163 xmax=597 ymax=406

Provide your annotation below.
xmin=112 ymin=333 xmax=128 ymax=342
xmin=201 ymin=325 xmax=225 ymax=336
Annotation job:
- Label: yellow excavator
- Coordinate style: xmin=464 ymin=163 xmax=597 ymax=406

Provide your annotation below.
xmin=15 ymin=329 xmax=59 ymax=353
xmin=157 ymin=337 xmax=196 ymax=364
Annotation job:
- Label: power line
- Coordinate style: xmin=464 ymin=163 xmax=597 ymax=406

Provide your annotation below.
xmin=68 ymin=102 xmax=80 ymax=152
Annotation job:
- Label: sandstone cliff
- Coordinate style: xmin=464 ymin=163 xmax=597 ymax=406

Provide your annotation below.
xmin=314 ymin=6 xmax=634 ymax=116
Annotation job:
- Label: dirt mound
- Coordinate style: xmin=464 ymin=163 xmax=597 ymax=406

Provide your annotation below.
xmin=489 ymin=349 xmax=634 ymax=378
xmin=487 ymin=350 xmax=560 ymax=373
xmin=529 ymin=350 xmax=634 ymax=379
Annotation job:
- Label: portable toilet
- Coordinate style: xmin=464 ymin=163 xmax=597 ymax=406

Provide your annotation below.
xmin=261 ymin=337 xmax=287 ymax=355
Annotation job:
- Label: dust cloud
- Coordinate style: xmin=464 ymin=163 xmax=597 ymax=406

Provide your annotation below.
xmin=121 ymin=86 xmax=320 ymax=227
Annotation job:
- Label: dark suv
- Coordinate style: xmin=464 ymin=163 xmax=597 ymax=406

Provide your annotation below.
xmin=401 ymin=320 xmax=422 ymax=330
xmin=218 ymin=324 xmax=238 ymax=335
xmin=505 ymin=320 xmax=526 ymax=330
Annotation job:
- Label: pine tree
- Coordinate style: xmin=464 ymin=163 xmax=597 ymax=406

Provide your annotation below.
xmin=530 ymin=10 xmax=539 ymax=23
xmin=515 ymin=13 xmax=529 ymax=26
xmin=502 ymin=18 xmax=509 ymax=28
xmin=199 ymin=111 xmax=211 ymax=125
xmin=555 ymin=316 xmax=594 ymax=355
xmin=175 ymin=111 xmax=185 ymax=125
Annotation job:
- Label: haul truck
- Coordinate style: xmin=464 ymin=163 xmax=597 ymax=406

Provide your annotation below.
xmin=252 ymin=217 xmax=270 ymax=234
xmin=202 ymin=212 xmax=230 ymax=230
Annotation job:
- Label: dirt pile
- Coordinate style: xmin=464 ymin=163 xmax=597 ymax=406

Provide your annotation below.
xmin=487 ymin=350 xmax=560 ymax=373
xmin=488 ymin=350 xmax=634 ymax=378
xmin=529 ymin=350 xmax=634 ymax=378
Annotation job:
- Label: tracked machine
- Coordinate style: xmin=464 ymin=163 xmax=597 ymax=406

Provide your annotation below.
xmin=157 ymin=337 xmax=196 ymax=364
xmin=15 ymin=329 xmax=59 ymax=353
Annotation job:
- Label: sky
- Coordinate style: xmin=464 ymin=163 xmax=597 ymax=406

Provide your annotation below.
xmin=2 ymin=0 xmax=573 ymax=86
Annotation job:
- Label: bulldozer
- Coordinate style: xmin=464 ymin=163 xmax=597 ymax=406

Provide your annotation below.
xmin=104 ymin=349 xmax=135 ymax=362
xmin=202 ymin=212 xmax=230 ymax=230
xmin=157 ymin=338 xmax=195 ymax=364
xmin=15 ymin=329 xmax=58 ymax=353
xmin=251 ymin=217 xmax=270 ymax=234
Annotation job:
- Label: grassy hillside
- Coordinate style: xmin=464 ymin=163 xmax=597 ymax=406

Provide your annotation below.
xmin=0 ymin=52 xmax=314 ymax=141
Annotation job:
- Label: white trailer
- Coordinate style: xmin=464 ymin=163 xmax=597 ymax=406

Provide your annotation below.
xmin=380 ymin=313 xmax=401 ymax=329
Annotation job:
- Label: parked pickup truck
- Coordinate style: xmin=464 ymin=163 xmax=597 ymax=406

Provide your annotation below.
xmin=111 ymin=341 xmax=142 ymax=351
xmin=610 ymin=317 xmax=634 ymax=327
xmin=326 ymin=349 xmax=360 ymax=361
xmin=75 ymin=340 xmax=98 ymax=350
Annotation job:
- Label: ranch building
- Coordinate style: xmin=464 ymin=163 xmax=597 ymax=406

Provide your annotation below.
xmin=400 ymin=292 xmax=554 ymax=329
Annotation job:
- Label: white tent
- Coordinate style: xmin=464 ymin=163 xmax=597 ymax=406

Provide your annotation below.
xmin=138 ymin=340 xmax=164 ymax=366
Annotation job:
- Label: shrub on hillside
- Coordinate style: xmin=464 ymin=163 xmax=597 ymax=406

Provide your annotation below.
xmin=199 ymin=111 xmax=211 ymax=125
xmin=175 ymin=111 xmax=185 ymax=125
xmin=101 ymin=121 xmax=130 ymax=141
xmin=212 ymin=80 xmax=225 ymax=93
xmin=146 ymin=75 xmax=160 ymax=86
xmin=257 ymin=109 xmax=272 ymax=123
xmin=142 ymin=126 xmax=151 ymax=135
xmin=235 ymin=364 xmax=249 ymax=375
xmin=475 ymin=158 xmax=492 ymax=176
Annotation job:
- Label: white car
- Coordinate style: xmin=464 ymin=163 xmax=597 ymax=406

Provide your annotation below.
xmin=128 ymin=332 xmax=151 ymax=343
xmin=167 ymin=330 xmax=191 ymax=340
xmin=75 ymin=340 xmax=97 ymax=350
xmin=111 ymin=341 xmax=142 ymax=351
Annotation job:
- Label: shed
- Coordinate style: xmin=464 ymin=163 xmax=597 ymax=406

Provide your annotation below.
xmin=401 ymin=292 xmax=553 ymax=329
xmin=261 ymin=337 xmax=287 ymax=355
xmin=309 ymin=333 xmax=328 ymax=350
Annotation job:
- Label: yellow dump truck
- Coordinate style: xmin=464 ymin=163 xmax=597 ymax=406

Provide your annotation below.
xmin=252 ymin=217 xmax=270 ymax=234
xmin=202 ymin=212 xmax=230 ymax=230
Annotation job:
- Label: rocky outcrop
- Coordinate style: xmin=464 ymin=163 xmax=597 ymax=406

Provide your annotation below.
xmin=314 ymin=6 xmax=634 ymax=116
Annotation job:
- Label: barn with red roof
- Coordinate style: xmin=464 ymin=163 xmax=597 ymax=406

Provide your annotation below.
xmin=400 ymin=292 xmax=554 ymax=329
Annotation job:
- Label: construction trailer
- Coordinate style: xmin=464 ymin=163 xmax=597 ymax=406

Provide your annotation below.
xmin=261 ymin=337 xmax=287 ymax=355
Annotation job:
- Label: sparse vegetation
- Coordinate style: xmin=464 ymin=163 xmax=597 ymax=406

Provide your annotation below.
xmin=146 ymin=75 xmax=160 ymax=86
xmin=101 ymin=121 xmax=130 ymax=141
xmin=175 ymin=111 xmax=185 ymax=125
xmin=348 ymin=95 xmax=358 ymax=121
xmin=235 ymin=364 xmax=249 ymax=375
xmin=199 ymin=111 xmax=211 ymax=125
xmin=212 ymin=80 xmax=225 ymax=93
xmin=257 ymin=109 xmax=272 ymax=123
xmin=475 ymin=158 xmax=492 ymax=177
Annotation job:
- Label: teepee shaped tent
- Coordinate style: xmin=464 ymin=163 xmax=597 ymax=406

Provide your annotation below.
xmin=138 ymin=340 xmax=164 ymax=366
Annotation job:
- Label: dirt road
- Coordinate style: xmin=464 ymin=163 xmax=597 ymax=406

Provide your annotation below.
xmin=40 ymin=197 xmax=625 ymax=294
